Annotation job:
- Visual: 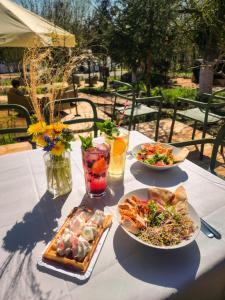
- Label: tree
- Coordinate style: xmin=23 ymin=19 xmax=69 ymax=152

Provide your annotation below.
xmin=88 ymin=0 xmax=112 ymax=45
xmin=180 ymin=0 xmax=225 ymax=61
xmin=101 ymin=0 xmax=179 ymax=94
xmin=0 ymin=48 xmax=24 ymax=73
xmin=179 ymin=0 xmax=225 ymax=94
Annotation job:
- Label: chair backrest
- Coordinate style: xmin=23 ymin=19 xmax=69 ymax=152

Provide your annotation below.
xmin=203 ymin=88 xmax=225 ymax=117
xmin=112 ymin=80 xmax=133 ymax=91
xmin=111 ymin=81 xmax=134 ymax=129
xmin=203 ymin=88 xmax=225 ymax=100
xmin=170 ymin=122 xmax=225 ymax=176
xmin=112 ymin=80 xmax=163 ymax=135
xmin=0 ymin=104 xmax=31 ymax=135
xmin=43 ymin=98 xmax=103 ymax=137
xmin=210 ymin=122 xmax=225 ymax=174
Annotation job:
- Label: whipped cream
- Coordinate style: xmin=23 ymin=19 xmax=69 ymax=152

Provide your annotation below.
xmin=57 ymin=228 xmax=74 ymax=256
xmin=57 ymin=228 xmax=91 ymax=261
xmin=57 ymin=208 xmax=106 ymax=261
xmin=89 ymin=210 xmax=105 ymax=227
xmin=73 ymin=236 xmax=91 ymax=261
xmin=69 ymin=210 xmax=92 ymax=235
xmin=81 ymin=224 xmax=98 ymax=241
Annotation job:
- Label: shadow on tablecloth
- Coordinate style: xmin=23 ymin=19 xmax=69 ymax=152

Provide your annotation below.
xmin=113 ymin=226 xmax=200 ymax=290
xmin=104 ymin=175 xmax=125 ymax=206
xmin=1 ymin=191 xmax=69 ymax=300
xmin=79 ymin=174 xmax=125 ymax=208
xmin=130 ymin=161 xmax=188 ymax=187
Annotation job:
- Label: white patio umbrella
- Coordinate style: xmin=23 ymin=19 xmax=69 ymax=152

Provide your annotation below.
xmin=0 ymin=0 xmax=75 ymax=47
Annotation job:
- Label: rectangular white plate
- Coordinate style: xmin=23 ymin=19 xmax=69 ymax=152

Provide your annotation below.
xmin=37 ymin=226 xmax=110 ymax=281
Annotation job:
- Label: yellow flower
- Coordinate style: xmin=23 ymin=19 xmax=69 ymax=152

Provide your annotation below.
xmin=46 ymin=124 xmax=54 ymax=137
xmin=28 ymin=122 xmax=46 ymax=136
xmin=35 ymin=135 xmax=47 ymax=147
xmin=53 ymin=122 xmax=68 ymax=133
xmin=50 ymin=141 xmax=65 ymax=156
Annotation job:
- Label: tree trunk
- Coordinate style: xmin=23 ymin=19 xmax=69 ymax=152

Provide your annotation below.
xmin=146 ymin=50 xmax=152 ymax=96
xmin=199 ymin=64 xmax=214 ymax=95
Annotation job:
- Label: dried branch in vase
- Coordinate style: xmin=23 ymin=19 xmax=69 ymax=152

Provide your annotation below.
xmin=22 ymin=46 xmax=88 ymax=123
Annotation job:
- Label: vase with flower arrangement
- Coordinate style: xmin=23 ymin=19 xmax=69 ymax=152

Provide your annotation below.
xmin=28 ymin=121 xmax=74 ymax=198
xmin=23 ymin=46 xmax=84 ymax=198
xmin=21 ymin=46 xmax=88 ymax=197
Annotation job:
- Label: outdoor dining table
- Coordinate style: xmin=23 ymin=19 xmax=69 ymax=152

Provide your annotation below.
xmin=0 ymin=130 xmax=225 ymax=300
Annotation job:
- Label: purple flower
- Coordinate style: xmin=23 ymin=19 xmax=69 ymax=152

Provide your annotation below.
xmin=44 ymin=134 xmax=51 ymax=143
xmin=43 ymin=134 xmax=55 ymax=152
xmin=44 ymin=142 xmax=55 ymax=152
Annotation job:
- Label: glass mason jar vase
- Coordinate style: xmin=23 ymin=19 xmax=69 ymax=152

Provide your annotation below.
xmin=44 ymin=151 xmax=72 ymax=198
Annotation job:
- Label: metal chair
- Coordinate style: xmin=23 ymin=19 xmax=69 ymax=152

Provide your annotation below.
xmin=170 ymin=122 xmax=225 ymax=177
xmin=169 ymin=88 xmax=225 ymax=159
xmin=43 ymin=98 xmax=103 ymax=137
xmin=112 ymin=81 xmax=163 ymax=141
xmin=0 ymin=104 xmax=33 ymax=145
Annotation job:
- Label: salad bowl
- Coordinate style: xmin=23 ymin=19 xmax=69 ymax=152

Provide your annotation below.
xmin=132 ymin=142 xmax=188 ymax=171
xmin=117 ymin=187 xmax=200 ymax=250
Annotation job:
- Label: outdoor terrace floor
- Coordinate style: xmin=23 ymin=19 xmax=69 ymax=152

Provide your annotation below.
xmin=0 ymin=91 xmax=224 ymax=178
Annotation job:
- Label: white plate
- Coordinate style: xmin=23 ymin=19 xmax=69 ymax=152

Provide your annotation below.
xmin=37 ymin=227 xmax=111 ymax=281
xmin=132 ymin=143 xmax=183 ymax=171
xmin=117 ymin=188 xmax=200 ymax=250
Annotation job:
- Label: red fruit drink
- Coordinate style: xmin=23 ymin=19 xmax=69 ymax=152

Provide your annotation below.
xmin=82 ymin=143 xmax=110 ymax=197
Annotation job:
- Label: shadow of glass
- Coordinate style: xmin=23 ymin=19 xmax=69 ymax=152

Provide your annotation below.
xmin=130 ymin=161 xmax=188 ymax=187
xmin=103 ymin=175 xmax=125 ymax=206
xmin=113 ymin=226 xmax=200 ymax=290
xmin=78 ymin=175 xmax=125 ymax=209
xmin=79 ymin=193 xmax=106 ymax=211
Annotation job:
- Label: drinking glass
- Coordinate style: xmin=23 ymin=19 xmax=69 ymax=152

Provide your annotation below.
xmin=82 ymin=142 xmax=110 ymax=197
xmin=105 ymin=127 xmax=129 ymax=176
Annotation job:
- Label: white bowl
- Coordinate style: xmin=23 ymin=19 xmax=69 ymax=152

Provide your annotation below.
xmin=117 ymin=188 xmax=200 ymax=250
xmin=132 ymin=143 xmax=184 ymax=171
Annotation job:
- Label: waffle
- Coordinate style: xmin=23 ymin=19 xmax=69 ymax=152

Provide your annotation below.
xmin=43 ymin=207 xmax=112 ymax=273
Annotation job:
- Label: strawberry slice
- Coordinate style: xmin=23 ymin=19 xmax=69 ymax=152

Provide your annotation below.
xmin=92 ymin=157 xmax=107 ymax=173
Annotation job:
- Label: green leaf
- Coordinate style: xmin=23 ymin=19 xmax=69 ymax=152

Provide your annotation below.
xmin=96 ymin=122 xmax=104 ymax=131
xmin=79 ymin=135 xmax=93 ymax=151
xmin=155 ymin=212 xmax=165 ymax=226
xmin=96 ymin=120 xmax=119 ymax=138
xmin=147 ymin=200 xmax=158 ymax=223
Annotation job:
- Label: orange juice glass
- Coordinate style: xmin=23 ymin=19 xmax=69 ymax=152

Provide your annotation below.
xmin=105 ymin=128 xmax=129 ymax=176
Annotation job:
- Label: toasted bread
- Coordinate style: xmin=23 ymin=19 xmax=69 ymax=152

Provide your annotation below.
xmin=173 ymin=147 xmax=189 ymax=163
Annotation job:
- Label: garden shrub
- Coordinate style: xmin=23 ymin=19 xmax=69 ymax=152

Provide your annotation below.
xmin=151 ymin=87 xmax=197 ymax=106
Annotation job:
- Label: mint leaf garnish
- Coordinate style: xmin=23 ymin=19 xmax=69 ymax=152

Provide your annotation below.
xmin=79 ymin=135 xmax=93 ymax=151
xmin=96 ymin=120 xmax=119 ymax=138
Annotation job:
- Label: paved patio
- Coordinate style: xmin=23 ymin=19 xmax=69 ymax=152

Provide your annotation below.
xmin=0 ymin=91 xmax=224 ymax=178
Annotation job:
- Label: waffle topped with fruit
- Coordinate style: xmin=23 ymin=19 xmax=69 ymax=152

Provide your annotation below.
xmin=43 ymin=207 xmax=112 ymax=272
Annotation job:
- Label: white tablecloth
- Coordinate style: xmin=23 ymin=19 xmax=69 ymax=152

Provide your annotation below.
xmin=0 ymin=131 xmax=225 ymax=300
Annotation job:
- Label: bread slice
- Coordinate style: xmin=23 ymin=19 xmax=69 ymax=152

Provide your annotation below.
xmin=173 ymin=147 xmax=189 ymax=163
xmin=43 ymin=207 xmax=112 ymax=273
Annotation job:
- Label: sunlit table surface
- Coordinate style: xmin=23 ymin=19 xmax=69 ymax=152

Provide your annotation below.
xmin=0 ymin=131 xmax=225 ymax=300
